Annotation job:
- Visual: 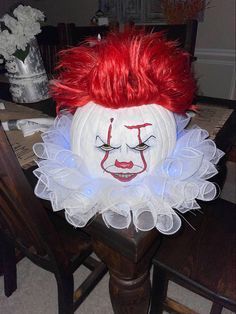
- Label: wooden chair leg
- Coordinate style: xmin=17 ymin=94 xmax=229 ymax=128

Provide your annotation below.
xmin=150 ymin=265 xmax=169 ymax=314
xmin=55 ymin=271 xmax=74 ymax=314
xmin=210 ymin=302 xmax=223 ymax=314
xmin=0 ymin=236 xmax=17 ymax=297
xmin=0 ymin=242 xmax=3 ymax=276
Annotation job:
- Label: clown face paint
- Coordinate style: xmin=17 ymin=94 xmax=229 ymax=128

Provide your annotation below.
xmin=71 ymin=102 xmax=176 ymax=184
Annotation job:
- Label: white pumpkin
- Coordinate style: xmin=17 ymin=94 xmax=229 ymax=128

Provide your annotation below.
xmin=33 ymin=105 xmax=224 ymax=233
xmin=71 ymin=102 xmax=177 ymax=184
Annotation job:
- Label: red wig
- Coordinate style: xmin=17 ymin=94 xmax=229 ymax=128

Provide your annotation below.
xmin=52 ymin=30 xmax=196 ymax=113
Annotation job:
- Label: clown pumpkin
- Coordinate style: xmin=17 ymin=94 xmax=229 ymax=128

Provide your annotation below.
xmin=33 ymin=30 xmax=224 ymax=234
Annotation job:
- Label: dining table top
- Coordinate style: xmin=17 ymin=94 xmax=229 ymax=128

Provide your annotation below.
xmin=1 ymin=92 xmax=235 ymax=254
xmin=0 ymin=86 xmax=235 ymax=313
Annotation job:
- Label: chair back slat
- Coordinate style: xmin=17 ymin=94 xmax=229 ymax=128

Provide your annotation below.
xmin=136 ymin=19 xmax=198 ymax=57
xmin=0 ymin=176 xmax=39 ymax=249
xmin=0 ymin=124 xmax=68 ymax=264
xmin=37 ymin=23 xmax=78 ymax=78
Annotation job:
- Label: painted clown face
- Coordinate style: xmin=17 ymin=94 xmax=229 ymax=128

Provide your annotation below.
xmin=71 ymin=102 xmax=177 ymax=184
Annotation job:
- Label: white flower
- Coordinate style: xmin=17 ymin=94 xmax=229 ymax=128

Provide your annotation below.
xmin=0 ymin=5 xmax=45 ymax=61
xmin=1 ymin=14 xmax=19 ymax=33
xmin=13 ymin=5 xmax=45 ymax=23
xmin=22 ymin=21 xmax=42 ymax=40
xmin=5 ymin=60 xmax=18 ymax=73
xmin=15 ymin=33 xmax=29 ymax=51
xmin=0 ymin=30 xmax=17 ymax=60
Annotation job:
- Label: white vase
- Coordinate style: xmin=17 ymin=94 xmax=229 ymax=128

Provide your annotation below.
xmin=5 ymin=39 xmax=49 ymax=103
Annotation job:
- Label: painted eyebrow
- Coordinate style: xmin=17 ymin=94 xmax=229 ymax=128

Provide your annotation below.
xmin=95 ymin=136 xmax=121 ymax=149
xmin=124 ymin=123 xmax=152 ymax=130
xmin=127 ymin=135 xmax=156 ymax=148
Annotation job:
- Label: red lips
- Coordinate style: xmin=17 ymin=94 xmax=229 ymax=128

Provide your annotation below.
xmin=111 ymin=172 xmax=138 ymax=182
xmin=114 ymin=159 xmax=134 ymax=169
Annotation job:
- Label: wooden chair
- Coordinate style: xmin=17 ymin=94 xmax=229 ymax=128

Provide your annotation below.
xmin=70 ymin=25 xmax=110 ymax=45
xmin=36 ymin=24 xmax=110 ymax=79
xmin=37 ymin=23 xmax=76 ymax=78
xmin=136 ymin=19 xmax=198 ymax=59
xmin=150 ymin=198 xmax=236 ymax=314
xmin=0 ymin=123 xmax=107 ymax=314
xmin=37 ymin=25 xmax=59 ymax=78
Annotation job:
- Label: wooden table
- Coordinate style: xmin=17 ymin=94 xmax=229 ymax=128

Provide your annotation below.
xmin=86 ymin=217 xmax=160 ymax=313
xmin=77 ymin=94 xmax=236 ymax=313
xmin=1 ymin=89 xmax=235 ymax=313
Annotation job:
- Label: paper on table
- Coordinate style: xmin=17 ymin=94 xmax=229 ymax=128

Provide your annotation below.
xmin=0 ymin=100 xmax=48 ymax=169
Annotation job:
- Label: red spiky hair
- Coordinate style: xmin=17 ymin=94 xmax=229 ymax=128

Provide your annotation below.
xmin=52 ymin=29 xmax=196 ymax=113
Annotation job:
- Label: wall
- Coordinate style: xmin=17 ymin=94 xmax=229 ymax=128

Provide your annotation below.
xmin=194 ymin=0 xmax=235 ymax=99
xmin=0 ymin=0 xmax=98 ymax=26
xmin=34 ymin=0 xmax=98 ymax=26
xmin=1 ymin=0 xmax=235 ymax=99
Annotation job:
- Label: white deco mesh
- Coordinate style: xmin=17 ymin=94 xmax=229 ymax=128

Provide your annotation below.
xmin=33 ymin=111 xmax=224 ymax=234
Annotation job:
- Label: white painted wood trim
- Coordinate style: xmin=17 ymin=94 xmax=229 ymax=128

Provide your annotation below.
xmin=194 ymin=48 xmax=236 ymax=100
xmin=229 ymin=69 xmax=236 ymax=100
xmin=195 ymin=48 xmax=235 ymax=65
xmin=195 ymin=48 xmax=235 ymax=58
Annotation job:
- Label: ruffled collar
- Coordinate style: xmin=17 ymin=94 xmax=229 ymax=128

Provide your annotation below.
xmin=33 ymin=112 xmax=224 ymax=234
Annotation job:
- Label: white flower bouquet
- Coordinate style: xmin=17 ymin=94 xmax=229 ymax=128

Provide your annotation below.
xmin=0 ymin=5 xmax=45 ymax=63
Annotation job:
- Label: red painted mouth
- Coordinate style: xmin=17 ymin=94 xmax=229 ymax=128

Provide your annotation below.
xmin=110 ymin=172 xmax=138 ymax=182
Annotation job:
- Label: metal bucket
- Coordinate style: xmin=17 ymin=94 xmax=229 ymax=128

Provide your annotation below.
xmin=5 ymin=39 xmax=49 ymax=103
